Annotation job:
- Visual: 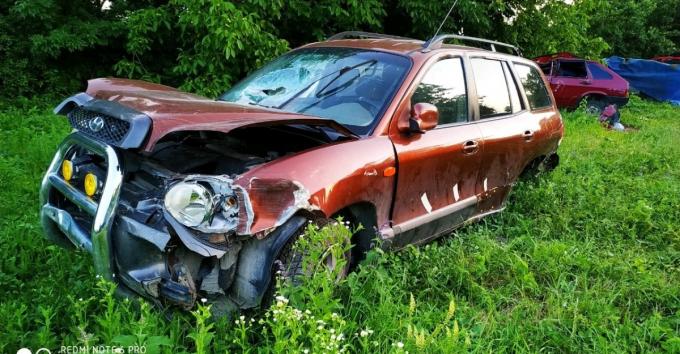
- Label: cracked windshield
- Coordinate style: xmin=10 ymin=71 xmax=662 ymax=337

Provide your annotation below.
xmin=220 ymin=47 xmax=410 ymax=135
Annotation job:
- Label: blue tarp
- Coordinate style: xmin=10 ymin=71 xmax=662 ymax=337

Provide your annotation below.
xmin=605 ymin=56 xmax=680 ymax=106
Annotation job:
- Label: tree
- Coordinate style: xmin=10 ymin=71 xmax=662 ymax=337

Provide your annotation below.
xmin=587 ymin=0 xmax=679 ymax=58
xmin=1 ymin=0 xmax=678 ymax=98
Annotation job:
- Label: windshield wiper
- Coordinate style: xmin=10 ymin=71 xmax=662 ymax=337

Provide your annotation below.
xmin=277 ymin=59 xmax=377 ymax=110
xmin=247 ymin=101 xmax=275 ymax=109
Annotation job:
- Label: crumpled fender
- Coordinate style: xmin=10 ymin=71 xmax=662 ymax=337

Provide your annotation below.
xmin=233 ymin=136 xmax=397 ymax=237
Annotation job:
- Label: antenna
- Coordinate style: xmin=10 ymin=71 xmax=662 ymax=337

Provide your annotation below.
xmin=431 ymin=0 xmax=460 ymax=40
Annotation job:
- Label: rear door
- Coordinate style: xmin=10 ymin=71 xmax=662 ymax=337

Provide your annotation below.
xmin=551 ymin=59 xmax=591 ymax=107
xmin=389 ymin=56 xmax=483 ymax=248
xmin=468 ymin=57 xmax=531 ymax=212
xmin=512 ymin=61 xmax=563 ymax=168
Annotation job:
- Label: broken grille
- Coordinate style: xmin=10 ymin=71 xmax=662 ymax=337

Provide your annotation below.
xmin=68 ymin=107 xmax=130 ymax=146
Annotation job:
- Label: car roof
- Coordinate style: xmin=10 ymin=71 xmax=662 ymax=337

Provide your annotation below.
xmin=299 ymin=37 xmax=541 ymax=73
xmin=302 ymin=38 xmax=506 ymax=57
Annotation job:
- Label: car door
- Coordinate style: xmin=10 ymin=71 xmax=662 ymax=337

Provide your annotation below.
xmin=388 ymin=56 xmax=483 ymax=249
xmin=512 ymin=61 xmax=562 ymax=159
xmin=550 ymin=59 xmax=591 ymax=107
xmin=468 ymin=57 xmax=531 ymax=212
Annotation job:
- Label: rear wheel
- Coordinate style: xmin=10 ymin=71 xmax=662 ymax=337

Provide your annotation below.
xmin=583 ymin=96 xmax=606 ymax=115
xmin=520 ymin=154 xmax=560 ymax=180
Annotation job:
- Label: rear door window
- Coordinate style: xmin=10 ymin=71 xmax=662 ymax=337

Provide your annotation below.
xmin=470 ymin=58 xmax=512 ymax=118
xmin=503 ymin=62 xmax=523 ymax=113
xmin=411 ymin=58 xmax=468 ymax=125
xmin=587 ymin=62 xmax=614 ymax=80
xmin=514 ymin=63 xmax=553 ymax=110
xmin=556 ymin=60 xmax=588 ymax=78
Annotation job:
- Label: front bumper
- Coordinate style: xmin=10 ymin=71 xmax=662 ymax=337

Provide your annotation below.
xmin=39 ymin=133 xmax=123 ymax=280
xmin=40 ymin=133 xmax=199 ymax=306
xmin=39 ymin=133 xmax=306 ymax=313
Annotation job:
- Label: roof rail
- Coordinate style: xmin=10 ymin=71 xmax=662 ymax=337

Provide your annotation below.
xmin=327 ymin=31 xmax=417 ymax=41
xmin=423 ymin=34 xmax=522 ymax=56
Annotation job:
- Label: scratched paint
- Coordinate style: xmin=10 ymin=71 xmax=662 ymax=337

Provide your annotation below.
xmin=453 ymin=183 xmax=460 ymax=202
xmin=420 ymin=193 xmax=432 ymax=213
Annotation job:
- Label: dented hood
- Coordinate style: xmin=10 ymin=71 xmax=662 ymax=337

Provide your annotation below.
xmin=83 ymin=78 xmax=356 ymax=151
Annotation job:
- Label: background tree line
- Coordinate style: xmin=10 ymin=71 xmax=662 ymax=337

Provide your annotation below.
xmin=1 ymin=0 xmax=678 ymax=99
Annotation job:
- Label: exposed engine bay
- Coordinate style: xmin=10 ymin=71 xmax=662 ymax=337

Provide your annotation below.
xmin=47 ymin=124 xmax=336 ymax=313
xmin=147 ymin=125 xmax=336 ymax=176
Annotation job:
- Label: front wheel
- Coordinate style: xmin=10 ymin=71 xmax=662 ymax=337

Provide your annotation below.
xmin=261 ymin=218 xmax=351 ymax=308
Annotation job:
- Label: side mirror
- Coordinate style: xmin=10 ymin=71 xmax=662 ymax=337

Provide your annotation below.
xmin=399 ymin=102 xmax=439 ymax=134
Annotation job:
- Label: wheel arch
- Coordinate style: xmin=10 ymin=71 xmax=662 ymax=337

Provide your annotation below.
xmin=578 ymin=91 xmax=608 ymax=104
xmin=332 ymin=201 xmax=379 ymax=268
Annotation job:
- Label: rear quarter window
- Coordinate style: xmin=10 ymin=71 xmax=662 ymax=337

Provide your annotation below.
xmin=514 ymin=63 xmax=553 ymax=110
xmin=587 ymin=62 xmax=614 ymax=80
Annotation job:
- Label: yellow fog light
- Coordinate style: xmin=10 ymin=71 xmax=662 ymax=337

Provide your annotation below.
xmin=84 ymin=173 xmax=98 ymax=197
xmin=61 ymin=160 xmax=73 ymax=181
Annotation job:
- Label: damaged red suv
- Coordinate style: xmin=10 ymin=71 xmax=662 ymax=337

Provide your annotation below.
xmin=40 ymin=32 xmax=563 ymax=314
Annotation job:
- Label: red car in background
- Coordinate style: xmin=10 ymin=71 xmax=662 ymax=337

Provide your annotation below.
xmin=534 ymin=52 xmax=629 ymax=114
xmin=652 ymin=56 xmax=680 ymax=64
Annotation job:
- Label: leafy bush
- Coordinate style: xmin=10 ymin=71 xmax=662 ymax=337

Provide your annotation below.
xmin=1 ymin=0 xmax=678 ymax=99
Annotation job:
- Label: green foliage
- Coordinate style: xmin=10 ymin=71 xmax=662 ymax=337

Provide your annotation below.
xmin=509 ymin=0 xmax=609 ymax=58
xmin=587 ymin=0 xmax=680 ymax=58
xmin=0 ymin=98 xmax=678 ymax=352
xmin=0 ymin=0 xmax=129 ymax=97
xmin=116 ymin=1 xmax=289 ymax=97
xmin=1 ymin=0 xmax=678 ymax=99
xmin=114 ymin=0 xmax=385 ymax=97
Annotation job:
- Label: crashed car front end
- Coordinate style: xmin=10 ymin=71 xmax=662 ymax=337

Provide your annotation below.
xmin=39 ymin=91 xmax=338 ymax=314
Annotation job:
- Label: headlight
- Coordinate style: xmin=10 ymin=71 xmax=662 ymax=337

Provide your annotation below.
xmin=164 ymin=182 xmax=214 ymax=227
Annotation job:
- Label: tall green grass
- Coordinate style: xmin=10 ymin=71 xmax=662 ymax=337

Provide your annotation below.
xmin=0 ymin=96 xmax=678 ymax=353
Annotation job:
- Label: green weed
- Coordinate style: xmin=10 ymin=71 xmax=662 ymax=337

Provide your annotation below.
xmin=0 ymin=97 xmax=678 ymax=353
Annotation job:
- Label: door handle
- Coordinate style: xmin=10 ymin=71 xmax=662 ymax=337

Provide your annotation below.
xmin=462 ymin=140 xmax=479 ymax=154
xmin=580 ymin=80 xmax=592 ymax=85
xmin=523 ymin=130 xmax=534 ymax=141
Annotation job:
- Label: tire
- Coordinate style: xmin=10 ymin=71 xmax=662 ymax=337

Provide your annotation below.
xmin=583 ymin=96 xmax=606 ymax=115
xmin=260 ymin=218 xmax=351 ymax=309
xmin=520 ymin=154 xmax=560 ymax=180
